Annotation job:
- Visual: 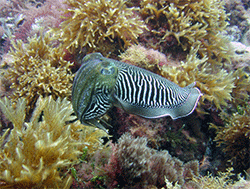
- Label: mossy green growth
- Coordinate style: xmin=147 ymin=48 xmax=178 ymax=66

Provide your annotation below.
xmin=79 ymin=147 xmax=89 ymax=163
xmin=164 ymin=125 xmax=184 ymax=148
xmin=71 ymin=167 xmax=78 ymax=182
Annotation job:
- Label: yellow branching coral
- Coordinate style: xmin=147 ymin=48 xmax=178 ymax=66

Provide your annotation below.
xmin=210 ymin=107 xmax=250 ymax=172
xmin=4 ymin=32 xmax=74 ymax=110
xmin=0 ymin=96 xmax=108 ymax=188
xmin=140 ymin=0 xmax=232 ymax=65
xmin=160 ymin=45 xmax=235 ymax=110
xmin=53 ymin=0 xmax=146 ymax=53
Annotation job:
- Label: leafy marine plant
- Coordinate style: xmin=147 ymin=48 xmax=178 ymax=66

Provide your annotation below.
xmin=119 ymin=44 xmax=171 ymax=74
xmin=3 ymin=32 xmax=74 ymax=111
xmin=210 ymin=106 xmax=250 ymax=173
xmin=160 ymin=45 xmax=235 ymax=110
xmin=0 ymin=96 xmax=108 ymax=188
xmin=231 ymin=68 xmax=250 ymax=107
xmin=187 ymin=168 xmax=234 ymax=189
xmin=52 ymin=0 xmax=146 ymax=54
xmin=104 ymin=133 xmax=199 ymax=188
xmin=139 ymin=0 xmax=232 ymax=66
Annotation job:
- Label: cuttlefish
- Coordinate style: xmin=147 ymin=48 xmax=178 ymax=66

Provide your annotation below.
xmin=72 ymin=53 xmax=201 ymax=131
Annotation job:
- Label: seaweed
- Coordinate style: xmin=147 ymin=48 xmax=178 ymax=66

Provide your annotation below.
xmin=187 ymin=168 xmax=234 ymax=189
xmin=105 ymin=133 xmax=199 ymax=188
xmin=139 ymin=0 xmax=232 ymax=66
xmin=231 ymin=68 xmax=250 ymax=107
xmin=210 ymin=106 xmax=250 ymax=173
xmin=3 ymin=32 xmax=74 ymax=111
xmin=52 ymin=0 xmax=146 ymax=54
xmin=160 ymin=45 xmax=235 ymax=111
xmin=0 ymin=96 xmax=108 ymax=188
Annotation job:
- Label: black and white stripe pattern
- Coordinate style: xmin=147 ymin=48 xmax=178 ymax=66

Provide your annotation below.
xmin=72 ymin=53 xmax=201 ymax=130
xmin=115 ymin=66 xmax=189 ymax=109
xmin=82 ymin=84 xmax=112 ymax=120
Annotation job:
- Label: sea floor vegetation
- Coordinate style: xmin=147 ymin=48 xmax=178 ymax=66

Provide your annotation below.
xmin=0 ymin=0 xmax=249 ymax=188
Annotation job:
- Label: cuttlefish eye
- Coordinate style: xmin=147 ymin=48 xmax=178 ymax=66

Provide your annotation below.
xmin=100 ymin=67 xmax=115 ymax=75
xmin=99 ymin=61 xmax=116 ymax=75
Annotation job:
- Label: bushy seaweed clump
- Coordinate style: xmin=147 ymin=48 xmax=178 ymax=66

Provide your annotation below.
xmin=105 ymin=133 xmax=199 ymax=188
xmin=139 ymin=0 xmax=231 ymax=66
xmin=3 ymin=32 xmax=74 ymax=111
xmin=160 ymin=45 xmax=235 ymax=111
xmin=0 ymin=96 xmax=108 ymax=188
xmin=210 ymin=106 xmax=250 ymax=173
xmin=67 ymin=133 xmax=200 ymax=188
xmin=119 ymin=44 xmax=172 ymax=74
xmin=231 ymin=68 xmax=250 ymax=107
xmin=160 ymin=48 xmax=250 ymax=112
xmin=188 ymin=167 xmax=250 ymax=189
xmin=52 ymin=0 xmax=146 ymax=54
xmin=66 ymin=134 xmax=250 ymax=189
xmin=188 ymin=168 xmax=234 ymax=189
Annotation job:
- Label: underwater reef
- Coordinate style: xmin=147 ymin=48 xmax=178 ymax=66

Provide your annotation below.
xmin=0 ymin=0 xmax=249 ymax=188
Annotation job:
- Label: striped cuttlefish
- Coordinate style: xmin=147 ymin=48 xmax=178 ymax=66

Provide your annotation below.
xmin=72 ymin=53 xmax=201 ymax=131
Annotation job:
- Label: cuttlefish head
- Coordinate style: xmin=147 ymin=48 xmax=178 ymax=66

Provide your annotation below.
xmin=72 ymin=53 xmax=118 ymax=130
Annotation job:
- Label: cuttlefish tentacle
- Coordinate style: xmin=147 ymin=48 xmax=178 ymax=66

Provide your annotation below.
xmin=72 ymin=53 xmax=202 ymax=131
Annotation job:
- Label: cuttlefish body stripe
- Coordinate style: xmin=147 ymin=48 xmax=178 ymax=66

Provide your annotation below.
xmin=72 ymin=53 xmax=201 ymax=129
xmin=113 ymin=60 xmax=201 ymax=119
